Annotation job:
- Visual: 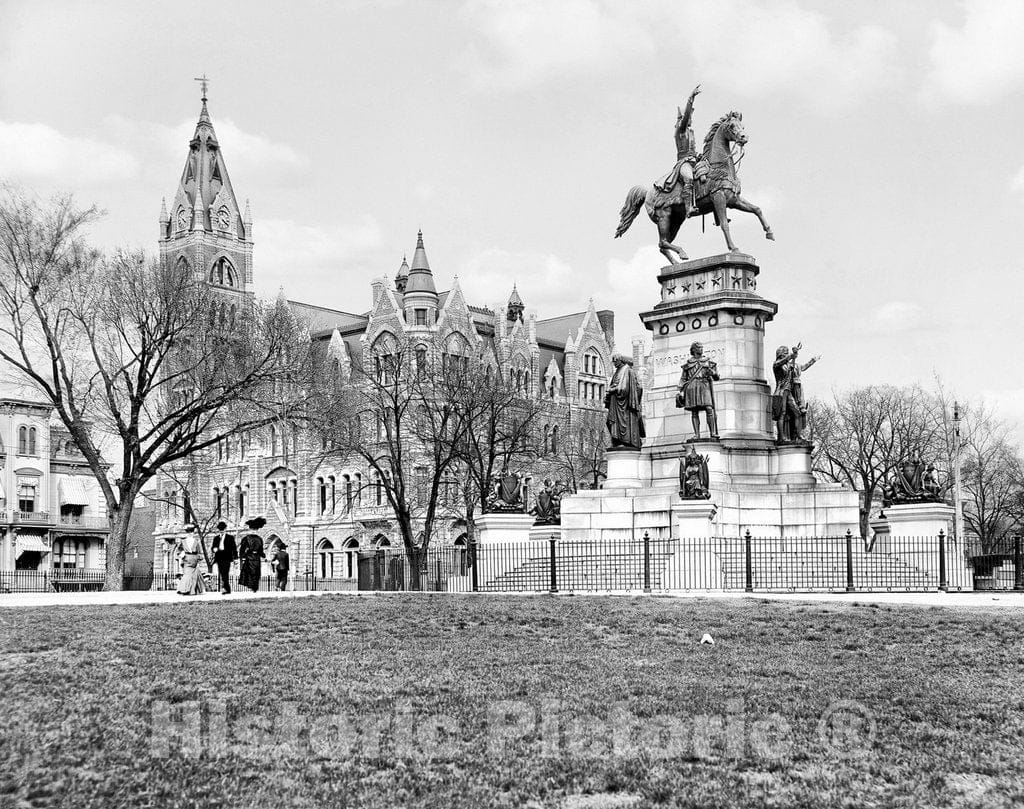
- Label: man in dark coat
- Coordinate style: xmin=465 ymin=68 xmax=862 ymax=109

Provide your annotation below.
xmin=210 ymin=520 xmax=238 ymax=595
xmin=238 ymin=516 xmax=267 ymax=592
xmin=603 ymin=354 xmax=645 ymax=449
xmin=272 ymin=543 xmax=290 ymax=591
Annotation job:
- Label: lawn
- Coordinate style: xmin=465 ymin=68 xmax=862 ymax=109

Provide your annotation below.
xmin=1 ymin=594 xmax=1022 ymax=808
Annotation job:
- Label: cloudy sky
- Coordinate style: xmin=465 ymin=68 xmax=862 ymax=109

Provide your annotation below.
xmin=1 ymin=0 xmax=1023 ymax=433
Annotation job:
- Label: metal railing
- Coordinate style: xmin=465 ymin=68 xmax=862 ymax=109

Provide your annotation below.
xmin=54 ymin=515 xmax=109 ymax=529
xmin=11 ymin=511 xmax=51 ymax=524
xmin=4 ymin=533 xmax=1016 ymax=595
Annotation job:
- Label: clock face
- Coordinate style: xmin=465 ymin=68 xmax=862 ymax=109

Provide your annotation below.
xmin=218 ymin=207 xmax=231 ymax=229
xmin=177 ymin=208 xmax=188 ymax=230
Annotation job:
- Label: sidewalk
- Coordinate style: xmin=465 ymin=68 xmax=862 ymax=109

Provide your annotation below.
xmin=2 ymin=587 xmax=1023 ymax=610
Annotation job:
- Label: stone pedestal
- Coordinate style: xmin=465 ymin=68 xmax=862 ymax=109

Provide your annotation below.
xmin=530 ymin=525 xmax=561 ymax=543
xmin=604 ymin=447 xmax=642 ymax=489
xmin=870 ymin=502 xmax=963 ymax=587
xmin=640 ymin=253 xmax=777 ymax=450
xmin=671 ymin=501 xmax=718 ymax=538
xmin=475 ymin=513 xmax=535 ymax=544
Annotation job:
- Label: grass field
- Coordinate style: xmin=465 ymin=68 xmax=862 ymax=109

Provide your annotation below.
xmin=1 ymin=594 xmax=1022 ymax=808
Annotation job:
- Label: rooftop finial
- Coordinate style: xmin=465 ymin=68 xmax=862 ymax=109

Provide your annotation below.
xmin=416 ymin=229 xmax=424 ymax=248
xmin=194 ymin=73 xmax=211 ymax=102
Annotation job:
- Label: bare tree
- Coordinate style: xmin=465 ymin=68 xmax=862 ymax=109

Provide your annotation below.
xmin=551 ymin=407 xmax=607 ymax=492
xmin=445 ymin=364 xmax=547 ymax=543
xmin=0 ymin=188 xmax=312 ymax=588
xmin=808 ymin=384 xmax=947 ymax=538
xmin=309 ymin=337 xmax=469 ymax=586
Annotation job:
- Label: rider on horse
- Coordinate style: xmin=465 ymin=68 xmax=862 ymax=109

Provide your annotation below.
xmin=655 ymin=84 xmax=701 ymax=214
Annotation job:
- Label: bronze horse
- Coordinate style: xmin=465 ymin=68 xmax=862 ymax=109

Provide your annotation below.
xmin=615 ymin=111 xmax=774 ymax=263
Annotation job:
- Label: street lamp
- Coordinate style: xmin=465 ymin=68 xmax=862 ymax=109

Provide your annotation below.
xmin=953 ymin=401 xmax=964 ymax=543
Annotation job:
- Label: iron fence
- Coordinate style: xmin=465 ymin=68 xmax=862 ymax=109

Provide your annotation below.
xmin=3 ymin=533 xmax=1018 ymax=596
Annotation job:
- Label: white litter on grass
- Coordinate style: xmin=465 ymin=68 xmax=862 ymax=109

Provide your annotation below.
xmin=700 ymin=633 xmax=715 ymax=645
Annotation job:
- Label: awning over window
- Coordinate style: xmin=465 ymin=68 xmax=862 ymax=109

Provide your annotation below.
xmin=58 ymin=477 xmax=91 ymax=506
xmin=16 ymin=534 xmax=49 ymax=557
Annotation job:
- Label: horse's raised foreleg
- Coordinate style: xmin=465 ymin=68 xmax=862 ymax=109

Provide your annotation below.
xmin=711 ymin=192 xmax=737 ymax=252
xmin=657 ymin=212 xmax=687 ymax=263
xmin=730 ymin=194 xmax=775 ymax=241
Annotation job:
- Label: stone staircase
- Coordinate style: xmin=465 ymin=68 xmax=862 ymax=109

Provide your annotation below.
xmin=479 ymin=541 xmax=675 ymax=592
xmin=476 ymin=539 xmax=939 ymax=593
xmin=716 ymin=545 xmax=936 ymax=591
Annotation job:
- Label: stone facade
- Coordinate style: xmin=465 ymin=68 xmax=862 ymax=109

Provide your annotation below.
xmin=152 ymin=97 xmax=615 ymax=584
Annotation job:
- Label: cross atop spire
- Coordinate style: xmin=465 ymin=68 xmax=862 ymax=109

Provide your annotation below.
xmin=194 ymin=73 xmax=210 ymax=101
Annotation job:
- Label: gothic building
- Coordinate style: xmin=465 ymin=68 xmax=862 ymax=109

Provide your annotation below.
xmin=152 ymin=95 xmax=617 ymax=585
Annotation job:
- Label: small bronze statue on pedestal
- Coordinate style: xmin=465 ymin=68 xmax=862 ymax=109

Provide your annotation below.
xmin=679 ymin=446 xmax=711 ymax=500
xmin=882 ymin=456 xmax=944 ymax=506
xmin=771 ymin=342 xmax=819 ymax=444
xmin=531 ymin=479 xmax=564 ymax=526
xmin=486 ymin=473 xmax=525 ymax=513
xmin=677 ymin=342 xmax=720 ymax=441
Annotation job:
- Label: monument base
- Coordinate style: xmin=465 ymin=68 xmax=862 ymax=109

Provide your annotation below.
xmin=475 ymin=513 xmax=535 ymax=544
xmin=604 ymin=447 xmax=643 ymax=489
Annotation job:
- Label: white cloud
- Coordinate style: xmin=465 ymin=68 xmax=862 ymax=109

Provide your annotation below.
xmin=923 ymin=1 xmax=1024 ymax=104
xmin=665 ymin=1 xmax=899 ymax=112
xmin=0 ymin=120 xmax=139 ymax=185
xmin=457 ymin=0 xmax=897 ymax=111
xmin=871 ymin=300 xmax=925 ymax=334
xmin=456 ymin=0 xmax=654 ymax=90
xmin=255 ymin=216 xmax=385 ymax=290
xmin=456 ymin=247 xmax=582 ymax=316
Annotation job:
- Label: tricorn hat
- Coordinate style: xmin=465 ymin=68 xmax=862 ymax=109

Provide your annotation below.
xmin=244 ymin=515 xmax=267 ymax=530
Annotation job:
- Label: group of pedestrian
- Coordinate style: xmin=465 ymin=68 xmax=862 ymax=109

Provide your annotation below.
xmin=175 ymin=515 xmax=290 ymax=596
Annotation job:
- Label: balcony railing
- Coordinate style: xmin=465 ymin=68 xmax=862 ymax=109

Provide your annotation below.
xmin=54 ymin=515 xmax=109 ymax=530
xmin=12 ymin=511 xmax=50 ymax=524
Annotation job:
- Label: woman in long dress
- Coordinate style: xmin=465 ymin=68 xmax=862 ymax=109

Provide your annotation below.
xmin=176 ymin=527 xmax=206 ymax=596
xmin=237 ymin=516 xmax=267 ymax=592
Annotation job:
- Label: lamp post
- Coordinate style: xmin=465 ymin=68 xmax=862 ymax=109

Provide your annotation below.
xmin=953 ymin=401 xmax=964 ymax=543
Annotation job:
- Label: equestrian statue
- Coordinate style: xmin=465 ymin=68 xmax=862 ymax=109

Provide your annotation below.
xmin=614 ymin=85 xmax=774 ymax=264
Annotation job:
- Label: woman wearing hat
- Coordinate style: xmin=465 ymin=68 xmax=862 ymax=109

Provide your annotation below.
xmin=175 ymin=525 xmax=206 ymax=596
xmin=238 ymin=516 xmax=267 ymax=592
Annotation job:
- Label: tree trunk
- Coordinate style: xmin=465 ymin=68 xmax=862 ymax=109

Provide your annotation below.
xmin=104 ymin=506 xmax=132 ymax=591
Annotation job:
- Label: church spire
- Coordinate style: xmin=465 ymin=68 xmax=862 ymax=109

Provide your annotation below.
xmin=405 ymin=230 xmax=436 ymax=294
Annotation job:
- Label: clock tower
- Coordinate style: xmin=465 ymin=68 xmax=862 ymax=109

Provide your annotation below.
xmin=158 ymin=84 xmax=253 ymax=322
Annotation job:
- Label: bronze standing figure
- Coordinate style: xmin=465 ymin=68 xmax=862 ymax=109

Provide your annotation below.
xmin=615 ymin=91 xmax=774 ymax=263
xmin=676 ymin=342 xmax=720 ymax=440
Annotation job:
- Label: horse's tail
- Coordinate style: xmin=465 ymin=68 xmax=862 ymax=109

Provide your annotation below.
xmin=614 ymin=185 xmax=647 ymax=239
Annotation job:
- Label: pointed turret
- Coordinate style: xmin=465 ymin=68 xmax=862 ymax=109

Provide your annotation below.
xmin=166 ymin=93 xmax=242 ymax=237
xmin=507 ymin=283 xmax=524 ymax=323
xmin=405 ymin=230 xmax=436 ymax=294
xmin=395 ymin=255 xmax=409 ymax=294
xmin=404 ymin=231 xmax=439 ymax=329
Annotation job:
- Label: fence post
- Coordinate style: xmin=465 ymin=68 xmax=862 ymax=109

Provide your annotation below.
xmin=470 ymin=538 xmax=479 ymax=593
xmin=938 ymin=529 xmax=948 ymax=592
xmin=642 ymin=532 xmax=651 ymax=594
xmin=744 ymin=530 xmax=753 ymax=593
xmin=845 ymin=529 xmax=855 ymax=593
xmin=1014 ymin=536 xmax=1024 ymax=592
xmin=549 ymin=537 xmax=558 ymax=594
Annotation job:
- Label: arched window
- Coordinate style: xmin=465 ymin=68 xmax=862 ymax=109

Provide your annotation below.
xmin=415 ymin=346 xmax=427 ymax=378
xmin=354 ymin=473 xmax=362 ymax=507
xmin=343 ymin=474 xmax=353 ymax=511
xmin=343 ymin=538 xmax=359 ymax=579
xmin=372 ymin=470 xmax=383 ymax=505
xmin=18 ymin=426 xmax=27 ymax=454
xmin=317 ymin=477 xmax=327 ymax=515
xmin=209 ymin=256 xmax=237 ymax=288
xmin=270 ymin=426 xmax=278 ymax=456
xmin=543 ymin=425 xmax=550 ymax=455
xmin=329 ymin=475 xmax=336 ymax=512
xmin=268 ymin=482 xmax=278 ymax=501
xmin=317 ymin=538 xmax=335 ymax=579
xmin=551 ymin=425 xmax=559 ymax=453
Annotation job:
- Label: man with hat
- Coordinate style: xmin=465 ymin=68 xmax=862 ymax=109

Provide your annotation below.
xmin=210 ymin=519 xmax=238 ymax=595
xmin=271 ymin=542 xmax=290 ymax=591
xmin=238 ymin=516 xmax=267 ymax=592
